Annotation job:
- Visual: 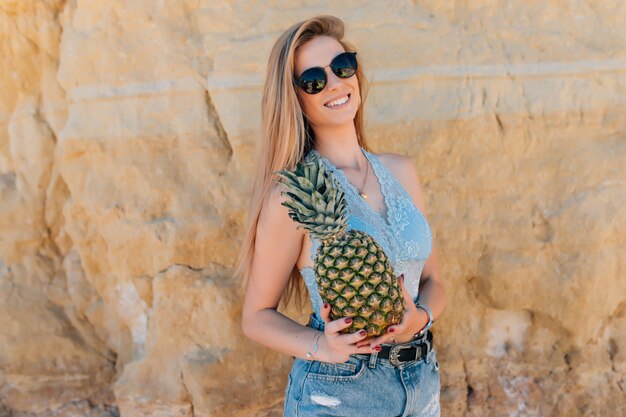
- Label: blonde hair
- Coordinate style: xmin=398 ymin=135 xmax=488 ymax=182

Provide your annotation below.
xmin=234 ymin=15 xmax=371 ymax=312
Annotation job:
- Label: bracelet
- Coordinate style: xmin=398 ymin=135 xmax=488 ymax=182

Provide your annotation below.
xmin=306 ymin=331 xmax=323 ymax=359
xmin=414 ymin=302 xmax=434 ymax=338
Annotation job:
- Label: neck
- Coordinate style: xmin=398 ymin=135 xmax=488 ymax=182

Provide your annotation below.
xmin=312 ymin=125 xmax=365 ymax=171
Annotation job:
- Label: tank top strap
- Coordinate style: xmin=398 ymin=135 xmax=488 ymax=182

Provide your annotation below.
xmin=363 ymin=149 xmax=414 ymax=233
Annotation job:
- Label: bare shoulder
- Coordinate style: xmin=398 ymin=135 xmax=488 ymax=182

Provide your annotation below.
xmin=376 ymin=152 xmax=418 ymax=187
xmin=376 ymin=151 xmax=428 ymax=216
xmin=260 ymin=182 xmax=306 ymax=237
xmin=377 ymin=152 xmax=413 ymax=178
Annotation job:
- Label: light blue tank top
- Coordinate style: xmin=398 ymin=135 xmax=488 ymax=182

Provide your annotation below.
xmin=300 ymin=147 xmax=433 ymax=320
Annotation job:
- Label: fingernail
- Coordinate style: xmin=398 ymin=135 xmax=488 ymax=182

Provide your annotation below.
xmin=324 ymin=303 xmax=328 ymax=309
xmin=388 ymin=328 xmax=395 ymax=333
xmin=374 ymin=345 xmax=382 ymax=351
xmin=345 ymin=317 xmax=352 ymax=324
xmin=359 ymin=330 xmax=367 ymax=336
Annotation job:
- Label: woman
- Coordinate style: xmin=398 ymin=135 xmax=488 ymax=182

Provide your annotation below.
xmin=236 ymin=14 xmax=448 ymax=417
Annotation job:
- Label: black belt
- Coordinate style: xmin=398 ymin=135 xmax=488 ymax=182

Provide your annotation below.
xmin=360 ymin=330 xmax=433 ymax=367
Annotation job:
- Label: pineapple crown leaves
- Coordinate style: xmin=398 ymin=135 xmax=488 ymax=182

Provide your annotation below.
xmin=273 ymin=155 xmax=349 ymax=240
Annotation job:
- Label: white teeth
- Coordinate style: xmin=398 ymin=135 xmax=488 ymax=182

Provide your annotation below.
xmin=325 ymin=95 xmax=349 ymax=107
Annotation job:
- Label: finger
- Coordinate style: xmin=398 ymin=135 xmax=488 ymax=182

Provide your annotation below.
xmin=355 ymin=325 xmax=397 ymax=347
xmin=321 ymin=302 xmax=356 ymax=334
xmin=356 ymin=336 xmax=375 ymax=348
xmin=354 ymin=344 xmax=381 ymax=355
xmin=397 ymin=274 xmax=413 ymax=306
xmin=327 ymin=315 xmax=355 ymax=336
xmin=393 ymin=274 xmax=419 ymax=336
xmin=365 ymin=335 xmax=389 ymax=347
xmin=334 ymin=330 xmax=365 ymax=347
xmin=384 ymin=316 xmax=409 ymax=341
xmin=320 ymin=302 xmax=331 ymax=325
xmin=351 ymin=329 xmax=368 ymax=344
xmin=355 ymin=329 xmax=388 ymax=347
xmin=379 ymin=321 xmax=405 ymax=344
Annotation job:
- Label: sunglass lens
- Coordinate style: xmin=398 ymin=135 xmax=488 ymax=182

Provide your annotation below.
xmin=331 ymin=52 xmax=357 ymax=78
xmin=298 ymin=68 xmax=327 ymax=94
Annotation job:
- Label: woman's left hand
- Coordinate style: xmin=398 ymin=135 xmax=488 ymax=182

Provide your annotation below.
xmin=356 ymin=274 xmax=428 ymax=348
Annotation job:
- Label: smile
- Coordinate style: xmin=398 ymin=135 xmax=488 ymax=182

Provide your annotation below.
xmin=324 ymin=93 xmax=351 ymax=109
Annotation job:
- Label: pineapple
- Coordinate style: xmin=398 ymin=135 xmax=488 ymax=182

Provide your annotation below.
xmin=274 ymin=153 xmax=405 ymax=337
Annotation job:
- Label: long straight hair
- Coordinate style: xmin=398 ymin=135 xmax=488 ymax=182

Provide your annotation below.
xmin=234 ymin=15 xmax=371 ymax=312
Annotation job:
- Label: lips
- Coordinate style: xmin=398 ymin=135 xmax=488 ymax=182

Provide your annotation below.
xmin=324 ymin=93 xmax=351 ymax=108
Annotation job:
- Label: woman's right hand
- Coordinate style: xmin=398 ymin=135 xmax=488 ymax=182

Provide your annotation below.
xmin=317 ymin=303 xmax=381 ymax=363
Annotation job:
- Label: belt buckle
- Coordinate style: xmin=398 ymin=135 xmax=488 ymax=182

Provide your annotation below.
xmin=389 ymin=342 xmax=414 ymax=367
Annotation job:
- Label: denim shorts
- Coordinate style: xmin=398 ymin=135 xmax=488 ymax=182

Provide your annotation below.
xmin=283 ymin=312 xmax=441 ymax=417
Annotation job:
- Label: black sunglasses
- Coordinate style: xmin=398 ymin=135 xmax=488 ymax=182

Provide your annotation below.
xmin=294 ymin=51 xmax=358 ymax=94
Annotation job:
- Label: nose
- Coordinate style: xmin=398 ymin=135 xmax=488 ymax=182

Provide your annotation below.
xmin=324 ymin=66 xmax=344 ymax=92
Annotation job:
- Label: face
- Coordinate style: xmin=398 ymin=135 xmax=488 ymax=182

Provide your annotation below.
xmin=294 ymin=36 xmax=360 ymax=129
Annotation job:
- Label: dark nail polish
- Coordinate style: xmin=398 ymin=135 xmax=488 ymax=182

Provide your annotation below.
xmin=359 ymin=330 xmax=367 ymax=336
xmin=324 ymin=303 xmax=329 ymax=309
xmin=388 ymin=328 xmax=395 ymax=333
xmin=345 ymin=317 xmax=352 ymax=324
xmin=374 ymin=345 xmax=382 ymax=351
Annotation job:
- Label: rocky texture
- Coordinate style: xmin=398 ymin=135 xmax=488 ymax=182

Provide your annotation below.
xmin=0 ymin=1 xmax=625 ymax=416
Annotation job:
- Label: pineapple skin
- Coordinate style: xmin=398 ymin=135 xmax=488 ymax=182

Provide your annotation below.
xmin=315 ymin=229 xmax=405 ymax=337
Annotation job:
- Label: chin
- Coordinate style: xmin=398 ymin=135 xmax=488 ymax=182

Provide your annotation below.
xmin=316 ymin=116 xmax=357 ymax=128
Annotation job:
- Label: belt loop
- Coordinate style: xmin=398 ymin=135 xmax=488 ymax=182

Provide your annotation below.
xmin=368 ymin=351 xmax=378 ymax=368
xmin=426 ymin=345 xmax=434 ymax=365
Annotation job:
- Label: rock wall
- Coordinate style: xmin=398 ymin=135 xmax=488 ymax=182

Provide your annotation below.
xmin=0 ymin=1 xmax=624 ymax=416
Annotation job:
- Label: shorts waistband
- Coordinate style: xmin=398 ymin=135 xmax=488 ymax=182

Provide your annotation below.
xmin=306 ymin=312 xmax=434 ymax=368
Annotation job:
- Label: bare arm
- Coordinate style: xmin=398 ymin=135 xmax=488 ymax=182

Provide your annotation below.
xmin=240 ymin=184 xmax=376 ymax=362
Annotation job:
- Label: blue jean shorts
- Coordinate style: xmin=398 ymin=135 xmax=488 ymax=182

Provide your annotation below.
xmin=283 ymin=312 xmax=441 ymax=417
